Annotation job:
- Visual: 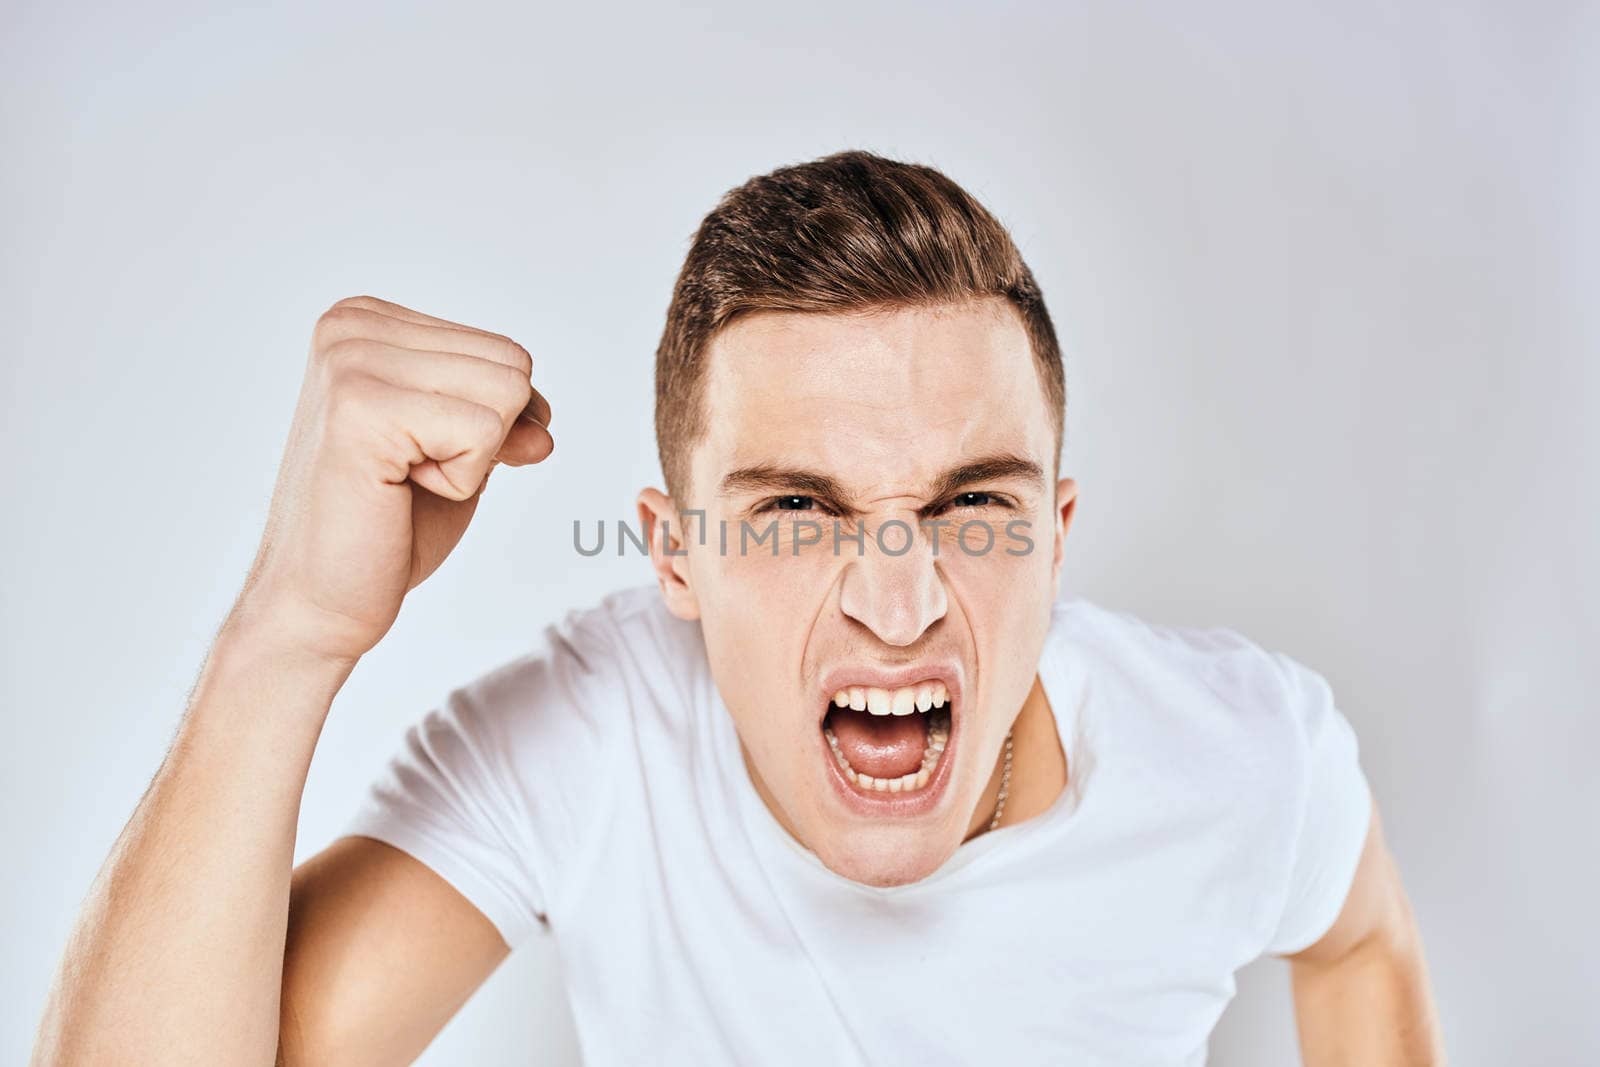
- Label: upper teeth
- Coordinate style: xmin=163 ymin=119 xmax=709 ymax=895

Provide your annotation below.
xmin=831 ymin=682 xmax=948 ymax=716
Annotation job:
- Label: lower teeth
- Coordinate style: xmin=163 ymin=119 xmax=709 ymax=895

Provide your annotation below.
xmin=824 ymin=709 xmax=950 ymax=793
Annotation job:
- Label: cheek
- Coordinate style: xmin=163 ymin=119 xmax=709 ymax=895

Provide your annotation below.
xmin=941 ymin=550 xmax=1048 ymax=630
xmin=703 ymin=515 xmax=846 ymax=599
xmin=689 ymin=525 xmax=837 ymax=730
xmin=930 ymin=511 xmax=1054 ymax=582
xmin=935 ymin=516 xmax=1056 ymax=663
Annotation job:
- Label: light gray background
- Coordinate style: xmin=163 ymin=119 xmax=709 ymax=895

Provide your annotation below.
xmin=3 ymin=1 xmax=1594 ymax=1063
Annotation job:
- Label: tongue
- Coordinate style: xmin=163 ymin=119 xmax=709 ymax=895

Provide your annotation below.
xmin=826 ymin=706 xmax=928 ymax=779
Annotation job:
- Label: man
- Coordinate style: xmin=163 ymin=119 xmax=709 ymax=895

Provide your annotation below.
xmin=33 ymin=151 xmax=1443 ymax=1065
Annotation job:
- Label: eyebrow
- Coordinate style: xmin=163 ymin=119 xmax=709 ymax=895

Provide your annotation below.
xmin=718 ymin=452 xmax=1045 ymax=508
xmin=719 ymin=465 xmax=849 ymax=500
xmin=925 ymin=454 xmax=1045 ymax=502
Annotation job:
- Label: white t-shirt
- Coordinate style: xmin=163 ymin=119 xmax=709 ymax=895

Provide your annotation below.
xmin=347 ymin=585 xmax=1370 ymax=1066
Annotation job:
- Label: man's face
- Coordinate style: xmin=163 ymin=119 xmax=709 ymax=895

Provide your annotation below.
xmin=644 ymin=298 xmax=1074 ymax=886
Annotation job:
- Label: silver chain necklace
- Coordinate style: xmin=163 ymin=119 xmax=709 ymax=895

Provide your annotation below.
xmin=987 ymin=728 xmax=1015 ymax=832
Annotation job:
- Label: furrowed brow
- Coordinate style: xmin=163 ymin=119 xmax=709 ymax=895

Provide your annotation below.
xmin=925 ymin=454 xmax=1046 ymax=502
xmin=719 ymin=465 xmax=852 ymax=504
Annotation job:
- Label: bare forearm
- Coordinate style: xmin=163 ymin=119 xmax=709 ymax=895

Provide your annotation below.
xmin=32 ymin=295 xmax=546 ymax=1063
xmin=1292 ymin=936 xmax=1445 ymax=1065
xmin=32 ymin=610 xmax=355 ymax=1066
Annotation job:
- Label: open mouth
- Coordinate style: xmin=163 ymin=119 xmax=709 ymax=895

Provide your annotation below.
xmin=821 ymin=681 xmax=954 ymax=795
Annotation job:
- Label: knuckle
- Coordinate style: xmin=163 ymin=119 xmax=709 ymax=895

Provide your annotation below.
xmin=497 ymin=336 xmax=533 ymax=375
xmin=468 ymin=401 xmax=505 ymax=443
xmin=319 ymin=337 xmax=375 ymax=376
xmin=495 ymin=362 xmax=534 ymax=410
xmin=311 ymin=304 xmax=368 ymax=352
xmin=323 ymin=375 xmax=376 ymax=427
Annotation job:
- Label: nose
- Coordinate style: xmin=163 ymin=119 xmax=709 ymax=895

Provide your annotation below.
xmin=837 ymin=518 xmax=948 ymax=647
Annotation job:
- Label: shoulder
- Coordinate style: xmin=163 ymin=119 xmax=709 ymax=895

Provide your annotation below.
xmin=1048 ymin=596 xmax=1343 ymax=774
xmin=449 ymin=584 xmax=707 ymax=750
xmin=1051 ymin=596 xmax=1292 ymax=696
xmin=346 ymin=585 xmax=705 ymax=935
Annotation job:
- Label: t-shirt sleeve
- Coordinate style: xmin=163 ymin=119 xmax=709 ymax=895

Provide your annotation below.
xmin=343 ymin=682 xmax=546 ymax=948
xmin=1263 ymin=651 xmax=1374 ymax=956
xmin=342 ymin=606 xmax=629 ymax=950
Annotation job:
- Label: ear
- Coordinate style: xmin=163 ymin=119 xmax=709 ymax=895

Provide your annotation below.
xmin=1049 ymin=477 xmax=1079 ymax=589
xmin=637 ymin=487 xmax=701 ymax=621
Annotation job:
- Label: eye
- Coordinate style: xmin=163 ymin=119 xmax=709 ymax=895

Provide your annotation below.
xmin=774 ymin=495 xmax=815 ymax=511
xmin=951 ymin=491 xmax=995 ymax=508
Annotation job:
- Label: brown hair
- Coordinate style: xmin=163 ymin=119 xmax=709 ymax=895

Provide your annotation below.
xmin=654 ymin=149 xmax=1065 ymax=500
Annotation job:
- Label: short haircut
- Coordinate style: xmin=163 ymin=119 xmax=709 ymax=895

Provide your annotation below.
xmin=654 ymin=149 xmax=1065 ymax=501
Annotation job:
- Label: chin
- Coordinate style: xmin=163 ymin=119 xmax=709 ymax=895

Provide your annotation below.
xmin=811 ymin=826 xmax=960 ymax=888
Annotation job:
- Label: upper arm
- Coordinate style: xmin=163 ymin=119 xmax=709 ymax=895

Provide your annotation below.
xmin=1284 ymin=799 xmax=1445 ymax=1064
xmin=278 ymin=836 xmax=510 ymax=1066
xmin=278 ymin=600 xmax=647 ymax=1063
xmin=1259 ymin=650 xmax=1374 ymax=956
xmin=1285 ymin=797 xmax=1416 ymax=966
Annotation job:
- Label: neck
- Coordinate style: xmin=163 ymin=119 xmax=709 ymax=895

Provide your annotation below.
xmin=963 ymin=674 xmax=1067 ymax=840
